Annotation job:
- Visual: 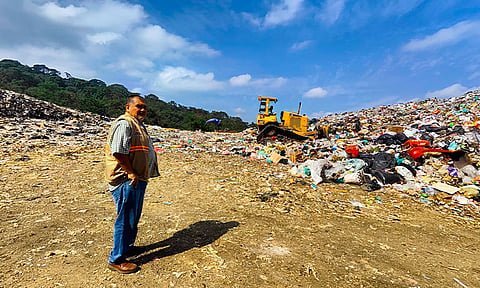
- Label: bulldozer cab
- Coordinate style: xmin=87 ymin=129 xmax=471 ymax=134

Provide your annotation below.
xmin=257 ymin=96 xmax=279 ymax=131
xmin=258 ymin=96 xmax=277 ymax=114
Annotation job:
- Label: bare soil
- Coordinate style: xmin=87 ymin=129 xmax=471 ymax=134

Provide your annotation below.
xmin=1 ymin=145 xmax=479 ymax=288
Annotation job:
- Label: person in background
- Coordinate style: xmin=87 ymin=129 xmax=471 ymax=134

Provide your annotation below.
xmin=105 ymin=95 xmax=159 ymax=273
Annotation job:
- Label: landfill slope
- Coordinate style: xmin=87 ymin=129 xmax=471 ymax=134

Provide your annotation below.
xmin=0 ymin=89 xmax=479 ymax=287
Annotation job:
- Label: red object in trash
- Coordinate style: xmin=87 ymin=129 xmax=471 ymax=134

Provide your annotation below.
xmin=345 ymin=145 xmax=360 ymax=157
xmin=403 ymin=139 xmax=430 ymax=148
xmin=407 ymin=147 xmax=452 ymax=159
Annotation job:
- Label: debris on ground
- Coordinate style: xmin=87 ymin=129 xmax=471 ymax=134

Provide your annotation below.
xmin=1 ymin=88 xmax=480 ymax=287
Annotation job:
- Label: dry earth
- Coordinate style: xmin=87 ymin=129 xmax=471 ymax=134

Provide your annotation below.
xmin=1 ymin=142 xmax=479 ymax=288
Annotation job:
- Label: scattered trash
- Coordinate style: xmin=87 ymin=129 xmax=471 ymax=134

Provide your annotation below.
xmin=2 ymin=87 xmax=480 ymax=232
xmin=454 ymin=278 xmax=469 ymax=288
xmin=350 ymin=200 xmax=366 ymax=210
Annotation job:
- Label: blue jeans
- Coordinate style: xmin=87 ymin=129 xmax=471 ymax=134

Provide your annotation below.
xmin=109 ymin=180 xmax=147 ymax=264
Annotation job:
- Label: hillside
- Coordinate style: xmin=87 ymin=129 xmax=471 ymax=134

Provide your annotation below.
xmin=0 ymin=59 xmax=248 ymax=132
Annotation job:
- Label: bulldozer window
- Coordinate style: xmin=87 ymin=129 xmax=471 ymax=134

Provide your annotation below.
xmin=259 ymin=101 xmax=267 ymax=112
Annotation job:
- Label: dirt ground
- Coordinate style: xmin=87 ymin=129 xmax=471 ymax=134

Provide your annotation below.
xmin=1 ymin=142 xmax=479 ymax=288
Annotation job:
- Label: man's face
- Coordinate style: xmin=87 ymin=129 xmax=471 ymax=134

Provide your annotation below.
xmin=126 ymin=97 xmax=147 ymax=122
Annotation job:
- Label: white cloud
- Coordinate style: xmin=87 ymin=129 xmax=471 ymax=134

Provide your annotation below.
xmin=403 ymin=20 xmax=480 ymax=52
xmin=228 ymin=74 xmax=287 ymax=89
xmin=106 ymin=57 xmax=156 ymax=79
xmin=242 ymin=12 xmax=262 ymax=26
xmin=290 ymin=40 xmax=312 ymax=51
xmin=345 ymin=1 xmax=439 ymax=29
xmin=3 ymin=1 xmax=220 ymax=85
xmin=33 ymin=0 xmax=146 ymax=32
xmin=230 ymin=74 xmax=252 ymax=86
xmin=227 ymin=73 xmax=288 ymax=89
xmin=86 ymin=32 xmax=122 ymax=45
xmin=0 ymin=45 xmax=95 ymax=78
xmin=303 ymin=87 xmax=328 ymax=98
xmin=317 ymin=0 xmax=347 ymax=25
xmin=37 ymin=2 xmax=86 ymax=20
xmin=151 ymin=66 xmax=224 ymax=92
xmin=425 ymin=84 xmax=468 ymax=99
xmin=0 ymin=0 xmax=219 ymax=83
xmin=132 ymin=25 xmax=219 ymax=59
xmin=381 ymin=0 xmax=425 ymax=17
xmin=147 ymin=69 xmax=287 ymax=94
xmin=264 ymin=0 xmax=304 ymax=27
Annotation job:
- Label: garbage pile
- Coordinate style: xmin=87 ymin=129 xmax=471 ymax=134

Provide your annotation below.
xmin=142 ymin=89 xmax=480 ymax=214
xmin=255 ymin=90 xmax=480 ymax=211
xmin=0 ymin=89 xmax=107 ymax=152
xmin=1 ymin=89 xmax=102 ymax=122
xmin=2 ymin=88 xmax=480 ymax=213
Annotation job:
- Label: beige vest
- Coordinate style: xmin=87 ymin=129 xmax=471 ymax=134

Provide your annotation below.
xmin=105 ymin=113 xmax=158 ymax=185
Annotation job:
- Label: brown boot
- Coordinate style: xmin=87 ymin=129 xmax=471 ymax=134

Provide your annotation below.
xmin=108 ymin=262 xmax=139 ymax=274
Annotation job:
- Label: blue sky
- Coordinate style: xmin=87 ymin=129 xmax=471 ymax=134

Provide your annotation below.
xmin=1 ymin=0 xmax=480 ymax=123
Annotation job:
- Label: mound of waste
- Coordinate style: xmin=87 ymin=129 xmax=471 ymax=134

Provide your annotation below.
xmin=2 ymin=88 xmax=480 ymax=215
xmin=0 ymin=89 xmax=107 ymax=150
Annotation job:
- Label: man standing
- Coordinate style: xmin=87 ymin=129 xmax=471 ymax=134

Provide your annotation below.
xmin=105 ymin=95 xmax=159 ymax=273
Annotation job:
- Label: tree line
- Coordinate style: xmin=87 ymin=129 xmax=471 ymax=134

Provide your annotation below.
xmin=0 ymin=59 xmax=249 ymax=132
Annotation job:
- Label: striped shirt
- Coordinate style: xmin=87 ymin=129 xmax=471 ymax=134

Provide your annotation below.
xmin=109 ymin=120 xmax=131 ymax=156
xmin=108 ymin=119 xmax=157 ymax=191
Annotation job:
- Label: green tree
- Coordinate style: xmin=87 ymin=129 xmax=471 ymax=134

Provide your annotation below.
xmin=0 ymin=59 xmax=249 ymax=131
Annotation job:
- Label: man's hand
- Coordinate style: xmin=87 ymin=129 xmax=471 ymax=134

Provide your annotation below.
xmin=113 ymin=153 xmax=138 ymax=187
xmin=128 ymin=173 xmax=139 ymax=187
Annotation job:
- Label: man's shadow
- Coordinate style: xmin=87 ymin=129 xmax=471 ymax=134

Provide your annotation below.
xmin=130 ymin=220 xmax=239 ymax=265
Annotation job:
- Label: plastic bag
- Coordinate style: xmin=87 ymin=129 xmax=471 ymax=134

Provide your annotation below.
xmin=344 ymin=158 xmax=366 ymax=172
xmin=372 ymin=152 xmax=397 ymax=170
xmin=343 ymin=171 xmax=364 ymax=184
xmin=304 ymin=159 xmax=328 ymax=184
xmin=324 ymin=163 xmax=345 ymax=181
xmin=395 ymin=166 xmax=415 ymax=181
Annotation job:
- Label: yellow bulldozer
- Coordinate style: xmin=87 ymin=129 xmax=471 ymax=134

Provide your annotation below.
xmin=256 ymin=96 xmax=328 ymax=142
